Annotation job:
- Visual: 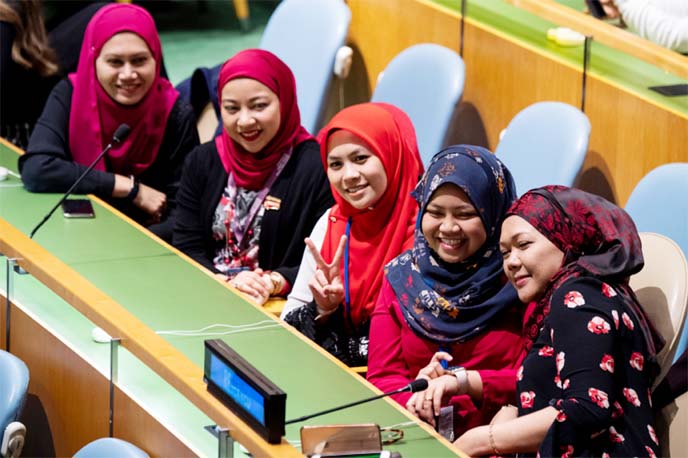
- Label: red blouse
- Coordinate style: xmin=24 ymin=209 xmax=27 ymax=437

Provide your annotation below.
xmin=367 ymin=279 xmax=527 ymax=435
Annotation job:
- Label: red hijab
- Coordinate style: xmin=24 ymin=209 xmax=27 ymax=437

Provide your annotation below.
xmin=317 ymin=103 xmax=424 ymax=327
xmin=214 ymin=49 xmax=313 ymax=190
xmin=68 ymin=3 xmax=178 ymax=175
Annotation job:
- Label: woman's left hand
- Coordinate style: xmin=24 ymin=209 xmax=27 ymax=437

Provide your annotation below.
xmin=415 ymin=351 xmax=453 ymax=381
xmin=231 ymin=268 xmax=273 ymax=305
xmin=406 ymin=374 xmax=459 ymax=427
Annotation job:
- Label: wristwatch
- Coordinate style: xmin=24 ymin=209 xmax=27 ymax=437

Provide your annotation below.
xmin=268 ymin=271 xmax=285 ymax=296
xmin=447 ymin=366 xmax=468 ymax=395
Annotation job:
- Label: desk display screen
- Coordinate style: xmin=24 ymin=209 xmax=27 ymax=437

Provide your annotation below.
xmin=203 ymin=339 xmax=286 ymax=444
xmin=208 ymin=352 xmax=265 ymax=425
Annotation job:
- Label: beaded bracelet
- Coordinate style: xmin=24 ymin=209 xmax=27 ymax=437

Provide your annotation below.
xmin=488 ymin=423 xmax=501 ymax=456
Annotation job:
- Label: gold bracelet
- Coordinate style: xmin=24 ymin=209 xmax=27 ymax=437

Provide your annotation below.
xmin=488 ymin=423 xmax=501 ymax=456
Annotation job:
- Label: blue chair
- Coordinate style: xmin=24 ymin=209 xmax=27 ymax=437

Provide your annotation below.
xmin=625 ymin=163 xmax=688 ymax=259
xmin=371 ymin=43 xmax=465 ymax=166
xmin=74 ymin=438 xmax=149 ymax=458
xmin=0 ymin=350 xmax=29 ymax=458
xmin=260 ymin=0 xmax=351 ymax=134
xmin=625 ymin=163 xmax=688 ymax=362
xmin=495 ymin=101 xmax=591 ymax=196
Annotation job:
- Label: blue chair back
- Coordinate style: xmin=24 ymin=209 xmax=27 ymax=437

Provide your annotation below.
xmin=74 ymin=438 xmax=149 ymax=458
xmin=260 ymin=0 xmax=351 ymax=134
xmin=0 ymin=350 xmax=29 ymax=433
xmin=625 ymin=163 xmax=688 ymax=362
xmin=625 ymin=163 xmax=688 ymax=259
xmin=371 ymin=43 xmax=465 ymax=166
xmin=495 ymin=101 xmax=590 ymax=196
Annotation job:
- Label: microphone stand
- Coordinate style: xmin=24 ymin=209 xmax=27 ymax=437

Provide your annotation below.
xmin=29 ymin=127 xmax=129 ymax=239
xmin=285 ymin=384 xmax=416 ymax=425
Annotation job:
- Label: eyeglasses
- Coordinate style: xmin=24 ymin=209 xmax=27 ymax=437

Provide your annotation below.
xmin=380 ymin=427 xmax=404 ymax=445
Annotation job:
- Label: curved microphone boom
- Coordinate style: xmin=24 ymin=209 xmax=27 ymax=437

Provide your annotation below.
xmin=29 ymin=124 xmax=131 ymax=239
xmin=285 ymin=379 xmax=428 ymax=425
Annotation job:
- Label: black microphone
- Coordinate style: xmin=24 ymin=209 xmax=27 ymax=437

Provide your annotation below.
xmin=285 ymin=379 xmax=428 ymax=425
xmin=29 ymin=124 xmax=131 ymax=239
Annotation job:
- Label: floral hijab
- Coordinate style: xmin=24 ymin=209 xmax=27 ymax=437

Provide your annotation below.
xmin=385 ymin=145 xmax=520 ymax=344
xmin=507 ymin=185 xmax=663 ymax=365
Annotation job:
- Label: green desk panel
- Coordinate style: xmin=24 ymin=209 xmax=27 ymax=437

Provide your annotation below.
xmin=0 ymin=262 xmax=217 ymax=457
xmin=432 ymin=0 xmax=687 ymax=114
xmin=0 ymin=146 xmax=172 ymax=263
xmin=1 ymin=143 xmax=458 ymax=457
xmin=65 ymin=251 xmax=454 ymax=456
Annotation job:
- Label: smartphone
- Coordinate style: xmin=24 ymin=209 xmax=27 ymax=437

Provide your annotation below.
xmin=62 ymin=199 xmax=95 ymax=218
xmin=585 ymin=0 xmax=607 ymax=19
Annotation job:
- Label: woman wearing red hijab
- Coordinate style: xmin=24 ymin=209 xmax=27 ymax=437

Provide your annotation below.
xmin=20 ymin=3 xmax=199 ymax=240
xmin=173 ymin=49 xmax=333 ymax=304
xmin=282 ymin=102 xmax=424 ymax=366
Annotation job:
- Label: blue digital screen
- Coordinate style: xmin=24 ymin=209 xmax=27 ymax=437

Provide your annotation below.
xmin=209 ymin=353 xmax=265 ymax=425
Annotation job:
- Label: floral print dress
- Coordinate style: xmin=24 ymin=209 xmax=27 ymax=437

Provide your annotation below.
xmin=517 ymin=276 xmax=660 ymax=457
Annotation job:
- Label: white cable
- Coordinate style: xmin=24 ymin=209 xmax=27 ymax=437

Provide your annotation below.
xmin=156 ymin=320 xmax=275 ymax=334
xmin=156 ymin=325 xmax=281 ymax=338
xmin=382 ymin=420 xmax=419 ymax=430
xmin=156 ymin=321 xmax=281 ymax=337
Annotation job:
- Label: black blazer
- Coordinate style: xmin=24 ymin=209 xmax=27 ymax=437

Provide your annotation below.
xmin=19 ymin=79 xmax=199 ymax=240
xmin=173 ymin=139 xmax=334 ymax=285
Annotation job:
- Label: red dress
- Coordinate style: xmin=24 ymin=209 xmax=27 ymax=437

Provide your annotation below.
xmin=367 ymin=279 xmax=527 ymax=436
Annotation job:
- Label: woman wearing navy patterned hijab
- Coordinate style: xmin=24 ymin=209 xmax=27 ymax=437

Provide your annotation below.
xmin=367 ymin=145 xmax=525 ymax=439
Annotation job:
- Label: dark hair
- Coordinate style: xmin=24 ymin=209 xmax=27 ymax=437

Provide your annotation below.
xmin=0 ymin=0 xmax=58 ymax=76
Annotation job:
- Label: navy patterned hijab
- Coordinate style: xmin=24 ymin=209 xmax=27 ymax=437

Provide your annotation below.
xmin=385 ymin=145 xmax=520 ymax=344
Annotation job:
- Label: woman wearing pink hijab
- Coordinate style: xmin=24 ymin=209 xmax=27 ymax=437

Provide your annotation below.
xmin=173 ymin=49 xmax=333 ymax=305
xmin=20 ymin=3 xmax=198 ymax=240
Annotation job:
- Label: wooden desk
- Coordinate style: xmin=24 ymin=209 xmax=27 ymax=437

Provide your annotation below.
xmin=0 ymin=141 xmax=460 ymax=457
xmin=344 ymin=0 xmax=687 ymax=206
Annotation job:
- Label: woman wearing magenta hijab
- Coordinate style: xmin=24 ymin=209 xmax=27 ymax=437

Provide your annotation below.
xmin=173 ymin=49 xmax=333 ymax=305
xmin=19 ymin=3 xmax=199 ymax=241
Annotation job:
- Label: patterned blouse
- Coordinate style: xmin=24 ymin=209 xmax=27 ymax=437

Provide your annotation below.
xmin=211 ymin=186 xmax=264 ymax=275
xmin=517 ymin=276 xmax=660 ymax=457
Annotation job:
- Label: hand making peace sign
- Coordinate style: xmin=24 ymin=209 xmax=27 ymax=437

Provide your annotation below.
xmin=306 ymin=234 xmax=347 ymax=315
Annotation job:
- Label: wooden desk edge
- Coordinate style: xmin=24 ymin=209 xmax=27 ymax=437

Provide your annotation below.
xmin=0 ymin=217 xmax=300 ymax=458
xmin=508 ymin=0 xmax=688 ymax=80
xmin=416 ymin=0 xmax=687 ymax=119
xmin=1 ymin=140 xmax=460 ymax=456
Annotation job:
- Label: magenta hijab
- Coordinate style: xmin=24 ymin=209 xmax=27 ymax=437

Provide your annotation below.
xmin=68 ymin=3 xmax=178 ymax=175
xmin=214 ymin=49 xmax=313 ymax=190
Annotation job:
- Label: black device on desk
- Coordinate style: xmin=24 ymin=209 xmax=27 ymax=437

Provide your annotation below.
xmin=203 ymin=339 xmax=286 ymax=444
xmin=585 ymin=0 xmax=607 ymax=19
xmin=62 ymin=199 xmax=95 ymax=218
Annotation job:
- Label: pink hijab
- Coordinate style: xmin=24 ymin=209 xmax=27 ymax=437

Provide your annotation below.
xmin=68 ymin=3 xmax=178 ymax=175
xmin=214 ymin=49 xmax=313 ymax=190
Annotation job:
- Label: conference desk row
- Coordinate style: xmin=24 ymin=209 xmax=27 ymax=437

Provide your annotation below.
xmin=344 ymin=0 xmax=687 ymax=206
xmin=0 ymin=141 xmax=459 ymax=457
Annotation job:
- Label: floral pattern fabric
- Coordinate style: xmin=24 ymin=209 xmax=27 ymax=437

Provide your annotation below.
xmin=385 ymin=145 xmax=519 ymax=344
xmin=211 ymin=186 xmax=264 ymax=274
xmin=517 ymin=276 xmax=660 ymax=457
